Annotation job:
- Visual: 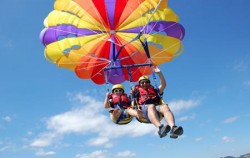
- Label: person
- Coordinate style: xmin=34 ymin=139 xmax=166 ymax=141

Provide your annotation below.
xmin=104 ymin=84 xmax=143 ymax=124
xmin=132 ymin=67 xmax=183 ymax=138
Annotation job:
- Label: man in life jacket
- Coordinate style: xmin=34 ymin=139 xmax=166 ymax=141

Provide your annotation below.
xmin=104 ymin=84 xmax=142 ymax=123
xmin=132 ymin=67 xmax=183 ymax=138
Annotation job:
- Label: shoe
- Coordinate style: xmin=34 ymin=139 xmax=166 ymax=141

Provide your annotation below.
xmin=158 ymin=124 xmax=171 ymax=138
xmin=170 ymin=126 xmax=183 ymax=139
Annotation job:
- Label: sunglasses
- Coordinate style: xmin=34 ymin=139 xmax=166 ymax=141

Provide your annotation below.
xmin=140 ymin=81 xmax=150 ymax=84
xmin=113 ymin=89 xmax=123 ymax=93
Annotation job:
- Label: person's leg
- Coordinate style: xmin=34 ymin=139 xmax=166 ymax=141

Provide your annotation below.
xmin=159 ymin=104 xmax=183 ymax=138
xmin=127 ymin=108 xmax=143 ymax=119
xmin=147 ymin=104 xmax=170 ymax=138
xmin=159 ymin=104 xmax=175 ymax=128
xmin=112 ymin=108 xmax=122 ymax=120
xmin=147 ymin=104 xmax=161 ymax=128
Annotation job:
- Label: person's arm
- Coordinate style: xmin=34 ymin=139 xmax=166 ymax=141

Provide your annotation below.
xmin=104 ymin=92 xmax=110 ymax=108
xmin=154 ymin=67 xmax=166 ymax=94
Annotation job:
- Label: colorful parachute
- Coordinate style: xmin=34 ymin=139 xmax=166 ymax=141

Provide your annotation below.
xmin=40 ymin=0 xmax=185 ymax=84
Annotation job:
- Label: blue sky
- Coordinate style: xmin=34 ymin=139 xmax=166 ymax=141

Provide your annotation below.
xmin=0 ymin=0 xmax=250 ymax=158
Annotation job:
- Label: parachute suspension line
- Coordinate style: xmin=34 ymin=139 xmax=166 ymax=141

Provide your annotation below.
xmin=127 ymin=67 xmax=134 ymax=88
xmin=104 ymin=68 xmax=110 ymax=93
xmin=113 ymin=32 xmax=143 ymax=62
xmin=151 ymin=66 xmax=159 ymax=91
xmin=139 ymin=39 xmax=150 ymax=59
xmin=127 ymin=67 xmax=134 ymax=99
xmin=112 ymin=42 xmax=116 ymax=62
xmin=139 ymin=38 xmax=160 ymax=94
xmin=139 ymin=0 xmax=164 ymax=34
xmin=113 ymin=0 xmax=163 ymax=62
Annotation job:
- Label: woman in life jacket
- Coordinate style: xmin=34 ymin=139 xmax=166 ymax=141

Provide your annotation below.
xmin=104 ymin=84 xmax=142 ymax=124
xmin=132 ymin=67 xmax=183 ymax=138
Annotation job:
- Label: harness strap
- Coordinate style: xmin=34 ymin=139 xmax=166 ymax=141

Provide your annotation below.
xmin=139 ymin=38 xmax=162 ymax=98
xmin=104 ymin=68 xmax=110 ymax=93
xmin=114 ymin=104 xmax=126 ymax=124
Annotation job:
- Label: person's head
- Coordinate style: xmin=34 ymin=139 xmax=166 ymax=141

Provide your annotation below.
xmin=138 ymin=76 xmax=150 ymax=88
xmin=111 ymin=84 xmax=124 ymax=95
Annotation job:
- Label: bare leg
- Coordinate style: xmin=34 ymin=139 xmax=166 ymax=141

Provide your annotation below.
xmin=127 ymin=108 xmax=143 ymax=119
xmin=159 ymin=104 xmax=175 ymax=128
xmin=147 ymin=104 xmax=161 ymax=128
xmin=112 ymin=108 xmax=122 ymax=120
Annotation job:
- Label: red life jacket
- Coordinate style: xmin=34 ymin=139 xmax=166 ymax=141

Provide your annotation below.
xmin=109 ymin=93 xmax=130 ymax=108
xmin=134 ymin=85 xmax=159 ymax=105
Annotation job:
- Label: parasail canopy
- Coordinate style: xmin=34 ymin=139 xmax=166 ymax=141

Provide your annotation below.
xmin=40 ymin=0 xmax=185 ymax=84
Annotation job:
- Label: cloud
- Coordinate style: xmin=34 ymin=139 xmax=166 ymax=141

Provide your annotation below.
xmin=3 ymin=40 xmax=13 ymax=48
xmin=35 ymin=149 xmax=56 ymax=156
xmin=223 ymin=116 xmax=239 ymax=124
xmin=2 ymin=116 xmax=12 ymax=122
xmin=0 ymin=142 xmax=15 ymax=153
xmin=76 ymin=150 xmax=107 ymax=158
xmin=87 ymin=137 xmax=112 ymax=148
xmin=233 ymin=56 xmax=250 ymax=72
xmin=244 ymin=80 xmax=250 ymax=86
xmin=177 ymin=114 xmax=196 ymax=122
xmin=115 ymin=150 xmax=136 ymax=157
xmin=194 ymin=137 xmax=203 ymax=142
xmin=30 ymin=93 xmax=200 ymax=153
xmin=30 ymin=93 xmax=156 ymax=148
xmin=221 ymin=136 xmax=234 ymax=143
xmin=168 ymin=99 xmax=201 ymax=114
xmin=30 ymin=132 xmax=61 ymax=147
xmin=0 ymin=145 xmax=13 ymax=153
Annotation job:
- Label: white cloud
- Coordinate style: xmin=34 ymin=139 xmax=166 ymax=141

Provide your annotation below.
xmin=30 ymin=132 xmax=61 ymax=147
xmin=221 ymin=136 xmax=234 ymax=143
xmin=233 ymin=61 xmax=248 ymax=72
xmin=2 ymin=116 xmax=12 ymax=122
xmin=168 ymin=99 xmax=201 ymax=114
xmin=30 ymin=93 xmax=156 ymax=148
xmin=87 ymin=137 xmax=112 ymax=148
xmin=31 ymin=93 xmax=200 ymax=152
xmin=35 ymin=149 xmax=56 ymax=156
xmin=99 ymin=121 xmax=155 ymax=138
xmin=244 ymin=80 xmax=250 ymax=86
xmin=177 ymin=114 xmax=196 ymax=122
xmin=3 ymin=40 xmax=13 ymax=48
xmin=223 ymin=116 xmax=239 ymax=124
xmin=46 ymin=107 xmax=107 ymax=134
xmin=115 ymin=150 xmax=136 ymax=157
xmin=0 ymin=146 xmax=12 ymax=152
xmin=0 ymin=142 xmax=15 ymax=153
xmin=76 ymin=150 xmax=107 ymax=158
xmin=215 ymin=128 xmax=221 ymax=132
xmin=27 ymin=131 xmax=33 ymax=136
xmin=194 ymin=137 xmax=203 ymax=142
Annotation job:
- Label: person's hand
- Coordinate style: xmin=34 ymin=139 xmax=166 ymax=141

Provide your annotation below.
xmin=130 ymin=86 xmax=135 ymax=93
xmin=106 ymin=92 xmax=110 ymax=98
xmin=154 ymin=66 xmax=161 ymax=74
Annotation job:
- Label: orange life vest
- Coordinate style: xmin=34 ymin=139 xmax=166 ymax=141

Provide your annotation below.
xmin=134 ymin=85 xmax=160 ymax=105
xmin=109 ymin=93 xmax=130 ymax=108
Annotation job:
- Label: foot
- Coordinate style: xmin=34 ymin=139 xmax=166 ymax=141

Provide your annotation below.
xmin=170 ymin=126 xmax=183 ymax=139
xmin=158 ymin=125 xmax=171 ymax=138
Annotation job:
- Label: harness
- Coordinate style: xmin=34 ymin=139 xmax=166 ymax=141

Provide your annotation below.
xmin=108 ymin=93 xmax=131 ymax=124
xmin=135 ymin=85 xmax=160 ymax=105
xmin=109 ymin=93 xmax=130 ymax=109
xmin=103 ymin=33 xmax=163 ymax=124
xmin=133 ymin=84 xmax=163 ymax=123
